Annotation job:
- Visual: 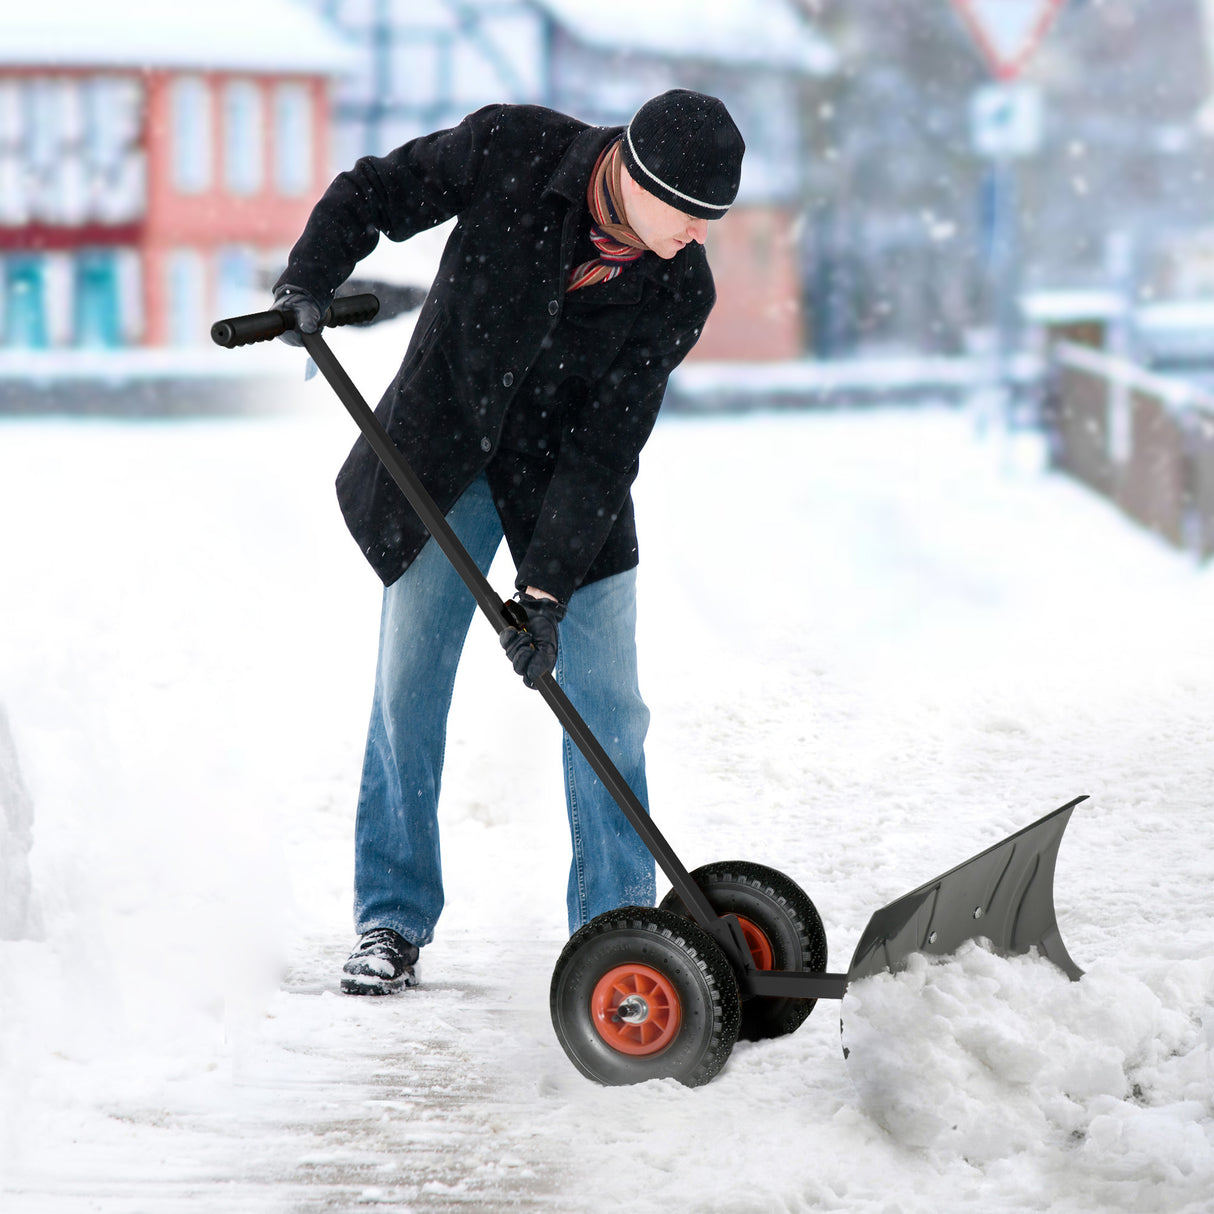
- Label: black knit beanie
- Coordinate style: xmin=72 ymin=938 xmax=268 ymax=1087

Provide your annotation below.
xmin=620 ymin=89 xmax=745 ymax=220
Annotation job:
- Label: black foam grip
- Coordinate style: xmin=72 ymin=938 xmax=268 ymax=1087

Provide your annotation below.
xmin=326 ymin=294 xmax=381 ymax=328
xmin=210 ymin=309 xmax=287 ymax=348
xmin=210 ymin=294 xmax=381 ymax=348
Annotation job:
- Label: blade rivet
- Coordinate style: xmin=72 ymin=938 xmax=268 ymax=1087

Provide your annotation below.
xmin=927 ymin=931 xmax=938 ymax=944
xmin=973 ymin=907 xmax=984 ymax=920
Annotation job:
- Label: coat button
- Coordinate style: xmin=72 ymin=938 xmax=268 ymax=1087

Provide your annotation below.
xmin=548 ymin=299 xmax=559 ymax=316
xmin=502 ymin=371 xmax=514 ymax=387
xmin=480 ymin=437 xmax=491 ymax=452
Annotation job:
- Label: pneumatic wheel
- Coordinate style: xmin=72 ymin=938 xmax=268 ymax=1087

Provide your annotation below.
xmin=549 ymin=906 xmax=741 ymax=1088
xmin=659 ymin=861 xmax=828 ymax=1041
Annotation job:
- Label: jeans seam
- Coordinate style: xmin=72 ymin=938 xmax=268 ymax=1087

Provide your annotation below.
xmin=563 ymin=732 xmax=589 ymax=930
xmin=558 ymin=639 xmax=590 ymax=930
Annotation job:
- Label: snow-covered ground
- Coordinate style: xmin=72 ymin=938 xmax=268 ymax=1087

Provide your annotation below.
xmin=1 ymin=316 xmax=1212 ymax=1212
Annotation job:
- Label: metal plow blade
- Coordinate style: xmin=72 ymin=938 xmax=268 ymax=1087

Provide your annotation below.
xmin=847 ymin=796 xmax=1086 ymax=985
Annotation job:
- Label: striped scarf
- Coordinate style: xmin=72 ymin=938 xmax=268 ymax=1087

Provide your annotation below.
xmin=566 ymin=138 xmax=648 ymax=293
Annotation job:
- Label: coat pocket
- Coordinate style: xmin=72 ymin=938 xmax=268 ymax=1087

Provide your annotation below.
xmin=396 ymin=305 xmax=450 ymax=388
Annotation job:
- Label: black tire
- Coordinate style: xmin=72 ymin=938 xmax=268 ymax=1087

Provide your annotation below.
xmin=659 ymin=861 xmax=828 ymax=1041
xmin=549 ymin=906 xmax=741 ymax=1088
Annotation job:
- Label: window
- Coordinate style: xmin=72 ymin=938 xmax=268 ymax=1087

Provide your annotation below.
xmin=273 ymin=84 xmax=313 ymax=196
xmin=83 ymin=77 xmax=146 ymax=224
xmin=4 ymin=256 xmax=48 ymax=348
xmin=171 ymin=76 xmax=212 ymax=194
xmin=167 ymin=249 xmax=206 ymax=346
xmin=215 ymin=245 xmax=256 ymax=321
xmin=84 ymin=77 xmax=143 ymax=170
xmin=74 ymin=251 xmax=121 ymax=348
xmin=26 ymin=79 xmax=63 ymax=170
xmin=224 ymin=80 xmax=264 ymax=196
xmin=0 ymin=148 xmax=27 ymax=226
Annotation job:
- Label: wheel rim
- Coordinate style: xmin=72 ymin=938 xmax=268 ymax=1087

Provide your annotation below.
xmin=590 ymin=964 xmax=682 ymax=1056
xmin=735 ymin=915 xmax=775 ymax=970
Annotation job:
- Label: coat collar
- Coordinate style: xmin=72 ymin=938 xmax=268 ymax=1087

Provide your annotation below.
xmin=544 ymin=124 xmax=621 ymax=204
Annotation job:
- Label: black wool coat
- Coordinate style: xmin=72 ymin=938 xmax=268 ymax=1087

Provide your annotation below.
xmin=276 ymin=103 xmax=716 ymax=603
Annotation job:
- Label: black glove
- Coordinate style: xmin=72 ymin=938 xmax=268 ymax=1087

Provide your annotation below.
xmin=273 ymin=284 xmax=324 ymax=346
xmin=499 ymin=594 xmax=567 ymax=689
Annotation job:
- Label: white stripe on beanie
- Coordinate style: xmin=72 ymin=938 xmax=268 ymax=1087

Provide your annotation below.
xmin=624 ymin=123 xmax=731 ymax=213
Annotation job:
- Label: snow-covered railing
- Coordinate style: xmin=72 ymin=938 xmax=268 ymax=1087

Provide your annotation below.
xmin=1053 ymin=340 xmax=1214 ymax=414
xmin=1048 ymin=340 xmax=1214 ymax=560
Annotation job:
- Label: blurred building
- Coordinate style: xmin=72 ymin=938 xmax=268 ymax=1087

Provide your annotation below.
xmin=804 ymin=0 xmax=1214 ymax=359
xmin=0 ymin=3 xmax=354 ymax=351
xmin=301 ymin=0 xmax=837 ymax=360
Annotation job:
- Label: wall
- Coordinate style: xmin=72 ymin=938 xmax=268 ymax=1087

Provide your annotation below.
xmin=142 ymin=71 xmax=331 ymax=345
xmin=696 ymin=205 xmax=805 ymax=361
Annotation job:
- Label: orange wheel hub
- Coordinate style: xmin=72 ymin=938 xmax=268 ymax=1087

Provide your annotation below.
xmin=590 ymin=964 xmax=682 ymax=1056
xmin=735 ymin=916 xmax=775 ymax=971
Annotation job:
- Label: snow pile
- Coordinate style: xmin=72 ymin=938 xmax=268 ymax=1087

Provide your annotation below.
xmin=0 ymin=705 xmax=40 ymax=940
xmin=845 ymin=946 xmax=1213 ymax=1195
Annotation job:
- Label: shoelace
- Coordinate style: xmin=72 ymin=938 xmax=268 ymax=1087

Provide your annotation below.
xmin=353 ymin=928 xmax=403 ymax=957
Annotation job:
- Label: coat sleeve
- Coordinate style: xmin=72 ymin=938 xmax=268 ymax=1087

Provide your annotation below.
xmin=514 ymin=268 xmax=715 ymax=603
xmin=274 ymin=105 xmax=507 ymax=306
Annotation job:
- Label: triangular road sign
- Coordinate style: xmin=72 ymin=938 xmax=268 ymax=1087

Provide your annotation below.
xmin=952 ymin=0 xmax=1067 ymax=79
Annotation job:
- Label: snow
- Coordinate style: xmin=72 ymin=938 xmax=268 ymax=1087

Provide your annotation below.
xmin=2 ymin=313 xmax=1214 ymax=1212
xmin=533 ymin=0 xmax=837 ymax=74
xmin=0 ymin=707 xmax=38 ymax=940
xmin=0 ymin=345 xmax=287 ymax=384
xmin=1135 ymin=300 xmax=1214 ymax=333
xmin=1020 ymin=290 xmax=1128 ymax=324
xmin=673 ymin=356 xmax=989 ymax=394
xmin=0 ymin=2 xmax=358 ymax=73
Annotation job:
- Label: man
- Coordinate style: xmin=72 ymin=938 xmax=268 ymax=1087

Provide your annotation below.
xmin=274 ymin=89 xmax=745 ymax=994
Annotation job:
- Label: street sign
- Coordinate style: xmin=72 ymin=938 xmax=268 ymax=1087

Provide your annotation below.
xmin=951 ymin=0 xmax=1067 ymax=80
xmin=970 ymin=82 xmax=1043 ymax=157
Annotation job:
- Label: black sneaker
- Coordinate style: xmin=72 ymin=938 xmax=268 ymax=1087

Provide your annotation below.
xmin=341 ymin=928 xmax=419 ymax=995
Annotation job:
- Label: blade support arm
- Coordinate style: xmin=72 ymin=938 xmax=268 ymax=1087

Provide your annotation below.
xmin=742 ymin=970 xmax=850 ymax=1001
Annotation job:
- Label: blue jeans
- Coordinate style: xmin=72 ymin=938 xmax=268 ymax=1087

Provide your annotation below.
xmin=353 ymin=475 xmax=655 ymax=944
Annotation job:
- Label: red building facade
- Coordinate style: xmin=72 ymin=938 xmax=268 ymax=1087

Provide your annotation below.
xmin=140 ymin=70 xmax=331 ymax=346
xmin=0 ymin=25 xmax=347 ymax=349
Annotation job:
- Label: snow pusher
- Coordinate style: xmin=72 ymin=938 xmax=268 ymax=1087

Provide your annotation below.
xmin=213 ymin=296 xmax=1086 ymax=1088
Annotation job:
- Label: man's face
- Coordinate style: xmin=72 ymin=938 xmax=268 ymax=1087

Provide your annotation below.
xmin=620 ymin=166 xmax=711 ymax=259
